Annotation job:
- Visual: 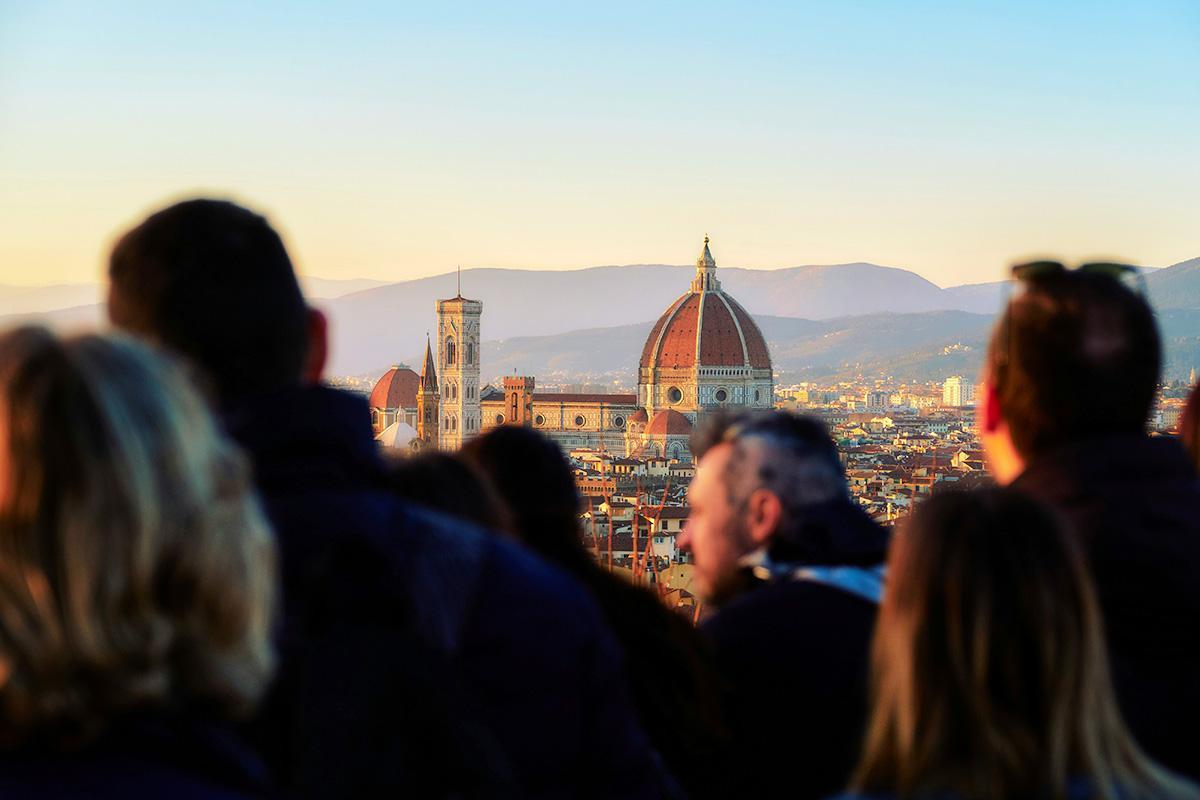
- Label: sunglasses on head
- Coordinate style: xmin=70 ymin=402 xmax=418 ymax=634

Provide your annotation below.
xmin=1010 ymin=260 xmax=1148 ymax=296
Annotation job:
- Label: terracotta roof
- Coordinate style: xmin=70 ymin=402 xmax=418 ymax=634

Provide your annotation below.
xmin=369 ymin=367 xmax=420 ymax=409
xmin=639 ymin=290 xmax=772 ymax=371
xmin=646 ymin=409 xmax=693 ymax=436
xmin=532 ymin=393 xmax=638 ymax=405
xmin=629 ymin=408 xmax=649 ymax=424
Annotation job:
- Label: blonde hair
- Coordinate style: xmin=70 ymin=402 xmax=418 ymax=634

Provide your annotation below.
xmin=0 ymin=326 xmax=275 ymax=745
xmin=853 ymin=488 xmax=1197 ymax=800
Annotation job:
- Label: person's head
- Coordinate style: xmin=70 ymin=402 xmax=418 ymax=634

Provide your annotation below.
xmin=107 ymin=197 xmax=325 ymax=406
xmin=981 ymin=264 xmax=1160 ymax=483
xmin=461 ymin=426 xmax=588 ymax=569
xmin=385 ymin=451 xmax=513 ymax=533
xmin=680 ymin=410 xmax=849 ymax=602
xmin=0 ymin=326 xmax=276 ymax=745
xmin=855 ymin=488 xmax=1190 ymax=800
xmin=1179 ymin=383 xmax=1200 ymax=473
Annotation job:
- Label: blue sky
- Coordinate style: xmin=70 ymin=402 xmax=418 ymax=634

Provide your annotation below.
xmin=1 ymin=1 xmax=1197 ymax=286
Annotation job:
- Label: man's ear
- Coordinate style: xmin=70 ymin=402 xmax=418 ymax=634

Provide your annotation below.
xmin=980 ymin=379 xmax=1003 ymax=434
xmin=302 ymin=307 xmax=328 ymax=384
xmin=745 ymin=488 xmax=783 ymax=547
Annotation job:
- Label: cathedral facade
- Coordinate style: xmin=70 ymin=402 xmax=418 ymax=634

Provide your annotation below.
xmin=369 ymin=237 xmax=775 ymax=461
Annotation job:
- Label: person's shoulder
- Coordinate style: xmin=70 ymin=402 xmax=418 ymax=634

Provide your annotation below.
xmin=399 ymin=500 xmax=606 ymax=636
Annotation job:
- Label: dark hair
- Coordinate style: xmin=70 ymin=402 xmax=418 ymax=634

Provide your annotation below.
xmin=384 ymin=452 xmax=513 ymax=533
xmin=108 ymin=198 xmax=309 ymax=404
xmin=461 ymin=426 xmax=586 ymax=569
xmin=855 ymin=488 xmax=1190 ymax=800
xmin=986 ymin=270 xmax=1160 ymax=460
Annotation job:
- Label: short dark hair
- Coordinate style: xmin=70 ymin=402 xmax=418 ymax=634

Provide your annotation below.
xmin=108 ymin=198 xmax=308 ymax=404
xmin=986 ymin=271 xmax=1160 ymax=460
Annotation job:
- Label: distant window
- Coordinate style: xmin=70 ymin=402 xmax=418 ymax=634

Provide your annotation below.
xmin=754 ymin=389 xmax=761 ymax=402
xmin=575 ymin=415 xmax=585 ymax=427
xmin=714 ymin=389 xmax=728 ymax=403
xmin=667 ymin=387 xmax=682 ymax=404
xmin=613 ymin=416 xmax=625 ymax=428
xmin=535 ymin=414 xmax=545 ymax=426
xmin=466 ymin=342 xmax=474 ymax=365
xmin=445 ymin=337 xmax=456 ymax=366
xmin=495 ymin=414 xmax=504 ymax=424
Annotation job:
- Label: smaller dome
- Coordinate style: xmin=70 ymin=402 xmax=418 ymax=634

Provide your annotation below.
xmin=369 ymin=367 xmax=420 ymax=409
xmin=646 ymin=409 xmax=693 ymax=437
xmin=629 ymin=408 xmax=649 ymax=424
xmin=375 ymin=420 xmax=419 ymax=449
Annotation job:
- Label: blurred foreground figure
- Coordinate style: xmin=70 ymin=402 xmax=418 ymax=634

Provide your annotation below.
xmin=680 ymin=411 xmax=889 ymax=799
xmin=463 ymin=426 xmax=728 ymax=799
xmin=835 ymin=488 xmax=1197 ymax=800
xmin=979 ymin=262 xmax=1200 ymax=778
xmin=0 ymin=328 xmax=276 ymax=799
xmin=107 ymin=198 xmax=664 ymax=799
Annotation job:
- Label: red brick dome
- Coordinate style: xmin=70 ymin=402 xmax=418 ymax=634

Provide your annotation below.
xmin=646 ymin=409 xmax=693 ymax=436
xmin=629 ymin=408 xmax=649 ymax=424
xmin=639 ymin=290 xmax=771 ymax=371
xmin=369 ymin=366 xmax=420 ymax=409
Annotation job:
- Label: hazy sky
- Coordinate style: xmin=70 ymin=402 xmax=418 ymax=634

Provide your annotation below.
xmin=2 ymin=1 xmax=1197 ymax=288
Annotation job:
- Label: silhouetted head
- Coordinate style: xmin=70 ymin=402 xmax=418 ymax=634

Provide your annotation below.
xmin=462 ymin=426 xmax=587 ymax=567
xmin=980 ymin=266 xmax=1160 ymax=482
xmin=107 ymin=198 xmax=322 ymax=406
xmin=856 ymin=487 xmax=1187 ymax=799
xmin=385 ymin=451 xmax=512 ymax=533
xmin=681 ymin=410 xmax=864 ymax=603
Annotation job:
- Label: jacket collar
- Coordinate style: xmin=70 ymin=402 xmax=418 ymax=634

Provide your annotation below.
xmin=222 ymin=385 xmax=386 ymax=491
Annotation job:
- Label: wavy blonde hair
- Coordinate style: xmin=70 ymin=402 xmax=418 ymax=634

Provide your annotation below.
xmin=853 ymin=488 xmax=1197 ymax=800
xmin=0 ymin=326 xmax=275 ymax=745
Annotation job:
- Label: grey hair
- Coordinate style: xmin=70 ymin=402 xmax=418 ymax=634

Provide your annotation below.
xmin=693 ymin=410 xmax=848 ymax=523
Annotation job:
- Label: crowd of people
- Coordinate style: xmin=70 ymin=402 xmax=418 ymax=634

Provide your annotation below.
xmin=0 ymin=198 xmax=1196 ymax=798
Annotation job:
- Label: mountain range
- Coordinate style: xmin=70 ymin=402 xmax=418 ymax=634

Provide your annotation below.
xmin=4 ymin=257 xmax=1198 ymax=383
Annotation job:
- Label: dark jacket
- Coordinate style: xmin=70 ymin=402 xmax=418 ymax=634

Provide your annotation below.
xmin=700 ymin=499 xmax=890 ymax=800
xmin=0 ymin=715 xmax=270 ymax=799
xmin=227 ymin=386 xmax=662 ymax=799
xmin=1012 ymin=434 xmax=1200 ymax=780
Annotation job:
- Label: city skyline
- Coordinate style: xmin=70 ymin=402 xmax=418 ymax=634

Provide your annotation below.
xmin=2 ymin=2 xmax=1198 ymax=288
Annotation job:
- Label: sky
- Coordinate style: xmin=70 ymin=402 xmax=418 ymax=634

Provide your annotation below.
xmin=1 ymin=1 xmax=1198 ymax=288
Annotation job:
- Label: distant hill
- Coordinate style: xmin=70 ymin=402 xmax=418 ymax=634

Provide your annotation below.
xmin=1146 ymin=258 xmax=1200 ymax=310
xmin=390 ymin=311 xmax=995 ymax=386
xmin=320 ymin=262 xmax=985 ymax=375
xmin=421 ymin=307 xmax=1200 ymax=386
xmin=8 ymin=257 xmax=1199 ymax=383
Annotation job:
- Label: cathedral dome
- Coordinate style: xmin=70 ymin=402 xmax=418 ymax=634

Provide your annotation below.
xmin=639 ymin=238 xmax=771 ymax=372
xmin=369 ymin=366 xmax=420 ymax=409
